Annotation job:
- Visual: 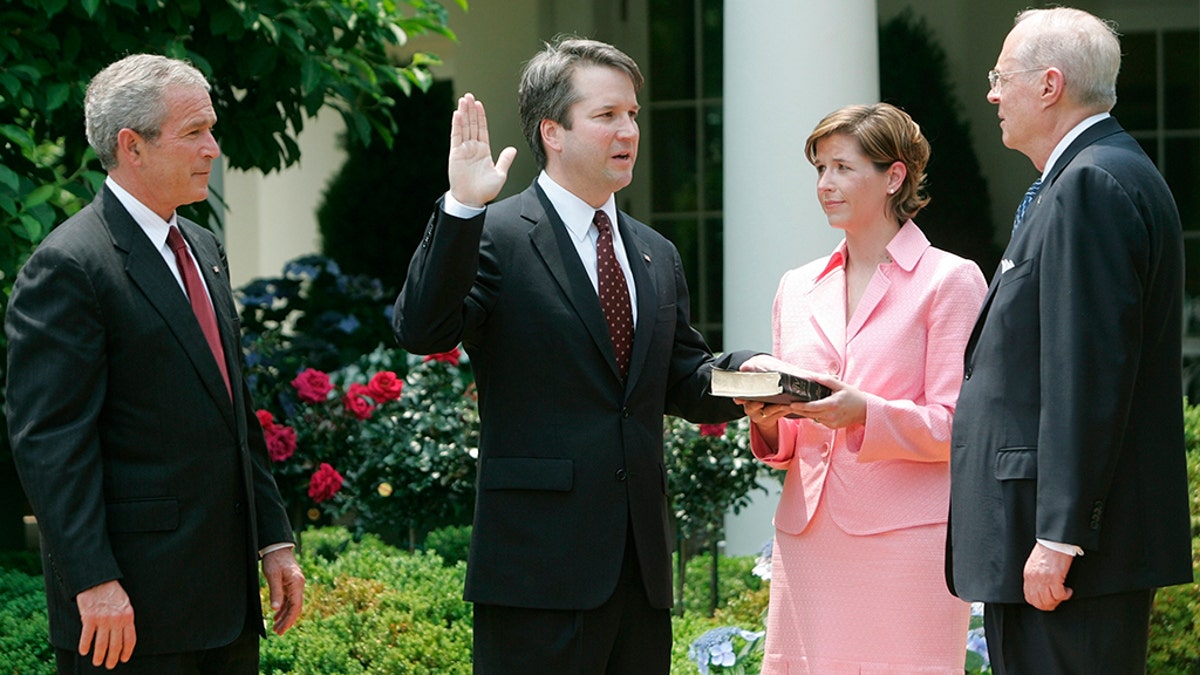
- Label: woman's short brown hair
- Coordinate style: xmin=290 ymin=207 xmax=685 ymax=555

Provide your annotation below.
xmin=804 ymin=103 xmax=931 ymax=224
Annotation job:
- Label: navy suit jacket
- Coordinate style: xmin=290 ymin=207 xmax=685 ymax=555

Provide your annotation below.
xmin=6 ymin=186 xmax=293 ymax=653
xmin=947 ymin=117 xmax=1193 ymax=603
xmin=394 ymin=182 xmax=751 ymax=610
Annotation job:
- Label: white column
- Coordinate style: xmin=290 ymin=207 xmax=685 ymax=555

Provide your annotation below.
xmin=722 ymin=0 xmax=879 ymax=557
xmin=723 ymin=0 xmax=879 ymax=353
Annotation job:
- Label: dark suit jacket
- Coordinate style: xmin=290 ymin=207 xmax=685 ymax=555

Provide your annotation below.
xmin=394 ymin=182 xmax=751 ymax=611
xmin=6 ymin=186 xmax=293 ymax=654
xmin=947 ymin=117 xmax=1193 ymax=603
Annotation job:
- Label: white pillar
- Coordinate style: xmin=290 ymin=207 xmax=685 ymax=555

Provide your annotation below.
xmin=723 ymin=0 xmax=879 ymax=353
xmin=722 ymin=0 xmax=879 ymax=557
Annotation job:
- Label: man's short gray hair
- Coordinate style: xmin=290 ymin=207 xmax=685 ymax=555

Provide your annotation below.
xmin=85 ymin=54 xmax=210 ymax=170
xmin=1013 ymin=7 xmax=1121 ymax=112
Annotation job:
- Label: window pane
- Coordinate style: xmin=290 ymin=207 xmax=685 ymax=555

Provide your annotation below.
xmin=704 ymin=217 xmax=724 ymax=346
xmin=1163 ymin=30 xmax=1199 ymax=130
xmin=654 ymin=217 xmax=700 ymax=292
xmin=703 ymin=104 xmax=723 ymax=210
xmin=649 ymin=0 xmax=696 ymax=101
xmin=1185 ymin=238 xmax=1200 ymax=300
xmin=1165 ymin=138 xmax=1199 ymax=235
xmin=1115 ymin=32 xmax=1156 ymax=131
xmin=651 ymin=107 xmax=699 ymax=212
xmin=702 ymin=0 xmax=723 ymax=97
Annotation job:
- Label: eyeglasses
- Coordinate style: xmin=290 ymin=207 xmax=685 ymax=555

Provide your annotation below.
xmin=987 ymin=67 xmax=1045 ymax=92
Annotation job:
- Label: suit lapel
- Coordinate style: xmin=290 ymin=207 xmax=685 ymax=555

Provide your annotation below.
xmin=525 ymin=186 xmax=623 ymax=379
xmin=621 ymin=216 xmax=657 ymax=387
xmin=102 ymin=189 xmax=237 ymax=431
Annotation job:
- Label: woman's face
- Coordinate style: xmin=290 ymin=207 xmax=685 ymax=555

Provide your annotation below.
xmin=811 ymin=133 xmax=898 ymax=231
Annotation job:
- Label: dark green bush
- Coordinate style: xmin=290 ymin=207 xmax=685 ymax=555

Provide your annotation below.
xmin=0 ymin=568 xmax=53 ymax=675
xmin=423 ymin=525 xmax=472 ymax=567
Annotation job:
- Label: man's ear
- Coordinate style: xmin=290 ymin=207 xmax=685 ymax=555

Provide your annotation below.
xmin=540 ymin=118 xmax=562 ymax=154
xmin=1040 ymin=67 xmax=1066 ymax=107
xmin=116 ymin=128 xmax=143 ymax=165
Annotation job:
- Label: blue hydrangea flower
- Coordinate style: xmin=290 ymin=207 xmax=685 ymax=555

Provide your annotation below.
xmin=752 ymin=538 xmax=773 ymax=581
xmin=966 ymin=626 xmax=990 ymax=667
xmin=687 ymin=626 xmax=765 ymax=675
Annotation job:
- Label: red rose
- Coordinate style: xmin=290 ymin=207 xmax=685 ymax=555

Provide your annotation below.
xmin=255 ymin=409 xmax=275 ymax=431
xmin=292 ymin=368 xmax=333 ymax=403
xmin=343 ymin=382 xmax=376 ymax=420
xmin=366 ymin=371 xmax=403 ymax=403
xmin=424 ymin=347 xmax=461 ymax=366
xmin=266 ymin=425 xmax=296 ymax=462
xmin=699 ymin=423 xmax=727 ymax=437
xmin=308 ymin=463 xmax=343 ymax=503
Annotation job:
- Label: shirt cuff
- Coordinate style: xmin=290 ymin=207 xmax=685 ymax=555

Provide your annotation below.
xmin=1037 ymin=538 xmax=1084 ymax=556
xmin=443 ymin=191 xmax=487 ymax=219
xmin=258 ymin=542 xmax=296 ymax=559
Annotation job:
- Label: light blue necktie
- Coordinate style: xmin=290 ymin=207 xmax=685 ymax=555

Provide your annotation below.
xmin=1012 ymin=177 xmax=1043 ymax=233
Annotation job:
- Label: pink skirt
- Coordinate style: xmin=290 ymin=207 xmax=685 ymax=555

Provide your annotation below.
xmin=759 ymin=499 xmax=969 ymax=674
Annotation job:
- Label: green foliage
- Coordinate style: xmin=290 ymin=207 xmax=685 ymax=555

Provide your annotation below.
xmin=879 ymin=9 xmax=1001 ymax=275
xmin=260 ymin=527 xmax=473 ymax=674
xmin=237 ymin=255 xmax=397 ymax=403
xmin=423 ymin=524 xmax=472 ymax=567
xmin=317 ymin=80 xmax=454 ymax=294
xmin=0 ymin=568 xmax=53 ymax=675
xmin=258 ymin=342 xmax=478 ymax=548
xmin=680 ymin=551 xmax=764 ymax=621
xmin=665 ymin=417 xmax=767 ymax=542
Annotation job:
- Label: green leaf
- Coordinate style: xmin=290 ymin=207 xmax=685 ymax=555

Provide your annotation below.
xmin=43 ymin=83 xmax=69 ymax=112
xmin=80 ymin=0 xmax=102 ymax=17
xmin=41 ymin=0 xmax=68 ymax=18
xmin=0 ymin=165 xmax=18 ymax=193
xmin=21 ymin=184 xmax=56 ymax=210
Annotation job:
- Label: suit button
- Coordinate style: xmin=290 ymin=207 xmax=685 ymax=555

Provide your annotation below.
xmin=615 ymin=469 xmax=628 ymax=481
xmin=964 ymin=367 xmax=972 ymax=380
xmin=820 ymin=443 xmax=830 ymax=457
xmin=621 ymin=407 xmax=631 ymax=419
xmin=234 ymin=502 xmax=243 ymax=514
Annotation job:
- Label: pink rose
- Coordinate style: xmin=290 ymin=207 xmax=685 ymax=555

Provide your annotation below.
xmin=292 ymin=368 xmax=333 ymax=403
xmin=308 ymin=463 xmax=344 ymax=503
xmin=265 ymin=425 xmax=296 ymax=462
xmin=424 ymin=347 xmax=461 ymax=367
xmin=255 ymin=409 xmax=275 ymax=431
xmin=699 ymin=423 xmax=727 ymax=437
xmin=343 ymin=382 xmax=376 ymax=420
xmin=366 ymin=371 xmax=403 ymax=403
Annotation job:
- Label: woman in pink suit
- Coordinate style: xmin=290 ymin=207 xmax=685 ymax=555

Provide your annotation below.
xmin=740 ymin=103 xmax=988 ymax=674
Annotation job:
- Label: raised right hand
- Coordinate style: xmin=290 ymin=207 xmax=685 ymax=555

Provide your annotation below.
xmin=76 ymin=579 xmax=136 ymax=669
xmin=448 ymin=93 xmax=517 ymax=208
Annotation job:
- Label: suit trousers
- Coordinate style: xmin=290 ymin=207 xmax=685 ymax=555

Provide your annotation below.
xmin=472 ymin=526 xmax=671 ymax=675
xmin=983 ymin=589 xmax=1154 ymax=675
xmin=55 ymin=625 xmax=258 ymax=675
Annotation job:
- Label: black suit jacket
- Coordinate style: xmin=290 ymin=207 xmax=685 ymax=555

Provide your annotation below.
xmin=947 ymin=118 xmax=1193 ymax=603
xmin=394 ymin=182 xmax=751 ymax=610
xmin=6 ymin=186 xmax=293 ymax=653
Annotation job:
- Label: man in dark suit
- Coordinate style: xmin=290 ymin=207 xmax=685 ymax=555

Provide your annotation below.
xmin=6 ymin=54 xmax=303 ymax=674
xmin=946 ymin=8 xmax=1193 ymax=674
xmin=393 ymin=38 xmax=752 ymax=674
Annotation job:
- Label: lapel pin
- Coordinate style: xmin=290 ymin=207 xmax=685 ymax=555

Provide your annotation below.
xmin=643 ymin=253 xmax=651 ymax=263
xmin=212 ymin=265 xmax=220 ymax=273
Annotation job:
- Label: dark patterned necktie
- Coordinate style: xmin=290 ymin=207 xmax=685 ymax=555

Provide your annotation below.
xmin=1012 ymin=177 xmax=1044 ymax=233
xmin=593 ymin=210 xmax=633 ymax=378
xmin=167 ymin=226 xmax=231 ymax=398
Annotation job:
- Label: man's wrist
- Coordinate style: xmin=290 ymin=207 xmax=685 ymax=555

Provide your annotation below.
xmin=259 ymin=542 xmax=295 ymax=559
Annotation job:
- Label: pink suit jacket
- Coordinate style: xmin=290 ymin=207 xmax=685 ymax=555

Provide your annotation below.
xmin=752 ymin=221 xmax=987 ymax=536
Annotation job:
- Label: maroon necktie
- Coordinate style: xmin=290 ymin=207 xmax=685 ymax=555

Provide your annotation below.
xmin=167 ymin=226 xmax=232 ymax=398
xmin=594 ymin=210 xmax=633 ymax=378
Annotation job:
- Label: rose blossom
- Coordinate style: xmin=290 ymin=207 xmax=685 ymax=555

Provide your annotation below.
xmin=424 ymin=347 xmax=461 ymax=366
xmin=308 ymin=463 xmax=343 ymax=503
xmin=291 ymin=368 xmax=333 ymax=403
xmin=265 ymin=425 xmax=297 ymax=462
xmin=699 ymin=423 xmax=727 ymax=437
xmin=366 ymin=371 xmax=403 ymax=403
xmin=255 ymin=409 xmax=275 ymax=431
xmin=343 ymin=382 xmax=376 ymax=420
